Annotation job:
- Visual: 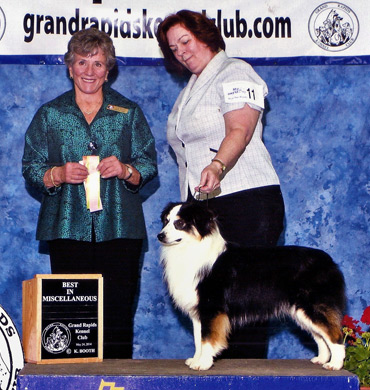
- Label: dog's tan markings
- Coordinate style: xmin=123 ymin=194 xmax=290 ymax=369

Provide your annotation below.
xmin=205 ymin=313 xmax=231 ymax=352
xmin=190 ymin=226 xmax=203 ymax=241
xmin=316 ymin=309 xmax=343 ymax=344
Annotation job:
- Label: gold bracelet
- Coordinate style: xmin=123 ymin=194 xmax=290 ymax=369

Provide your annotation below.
xmin=211 ymin=158 xmax=227 ymax=172
xmin=50 ymin=166 xmax=61 ymax=187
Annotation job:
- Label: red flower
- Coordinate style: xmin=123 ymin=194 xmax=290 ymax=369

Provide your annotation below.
xmin=342 ymin=315 xmax=363 ymax=336
xmin=360 ymin=306 xmax=370 ymax=325
xmin=342 ymin=314 xmax=359 ymax=329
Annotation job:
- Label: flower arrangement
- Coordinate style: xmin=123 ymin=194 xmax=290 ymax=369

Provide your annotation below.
xmin=342 ymin=306 xmax=370 ymax=387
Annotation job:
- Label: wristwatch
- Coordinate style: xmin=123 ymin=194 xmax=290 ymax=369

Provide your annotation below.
xmin=124 ymin=164 xmax=133 ymax=180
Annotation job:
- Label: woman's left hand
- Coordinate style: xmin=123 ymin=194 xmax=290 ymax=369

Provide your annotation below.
xmin=98 ymin=156 xmax=141 ymax=185
xmin=98 ymin=156 xmax=126 ymax=179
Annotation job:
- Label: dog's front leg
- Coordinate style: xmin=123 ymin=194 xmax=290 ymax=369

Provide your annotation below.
xmin=185 ymin=318 xmax=202 ymax=367
xmin=185 ymin=318 xmax=214 ymax=371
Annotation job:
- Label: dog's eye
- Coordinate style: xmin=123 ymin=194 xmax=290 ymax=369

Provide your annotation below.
xmin=162 ymin=218 xmax=169 ymax=227
xmin=174 ymin=219 xmax=186 ymax=230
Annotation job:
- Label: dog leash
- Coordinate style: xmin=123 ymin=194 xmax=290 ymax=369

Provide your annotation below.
xmin=193 ymin=186 xmax=209 ymax=208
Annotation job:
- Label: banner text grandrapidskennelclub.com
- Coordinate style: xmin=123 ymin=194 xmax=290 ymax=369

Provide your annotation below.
xmin=0 ymin=1 xmax=368 ymax=65
xmin=23 ymin=8 xmax=291 ymax=43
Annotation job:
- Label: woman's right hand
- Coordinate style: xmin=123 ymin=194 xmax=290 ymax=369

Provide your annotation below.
xmin=195 ymin=162 xmax=223 ymax=194
xmin=44 ymin=163 xmax=89 ymax=188
xmin=61 ymin=162 xmax=89 ymax=184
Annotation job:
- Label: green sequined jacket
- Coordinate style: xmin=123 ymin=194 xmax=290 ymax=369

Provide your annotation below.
xmin=22 ymin=86 xmax=158 ymax=242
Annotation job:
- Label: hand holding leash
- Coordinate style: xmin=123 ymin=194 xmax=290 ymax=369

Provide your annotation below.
xmin=195 ymin=162 xmax=222 ymax=194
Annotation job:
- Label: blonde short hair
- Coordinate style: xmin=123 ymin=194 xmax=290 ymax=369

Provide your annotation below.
xmin=64 ymin=28 xmax=116 ymax=70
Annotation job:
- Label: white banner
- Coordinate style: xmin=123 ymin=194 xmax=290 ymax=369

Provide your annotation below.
xmin=0 ymin=0 xmax=368 ymax=65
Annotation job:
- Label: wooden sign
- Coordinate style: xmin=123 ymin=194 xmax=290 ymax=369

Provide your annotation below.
xmin=22 ymin=274 xmax=103 ymax=364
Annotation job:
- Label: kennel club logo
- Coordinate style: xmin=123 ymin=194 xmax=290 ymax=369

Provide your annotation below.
xmin=309 ymin=2 xmax=359 ymax=52
xmin=0 ymin=7 xmax=6 ymax=42
xmin=0 ymin=306 xmax=24 ymax=390
xmin=42 ymin=322 xmax=71 ymax=354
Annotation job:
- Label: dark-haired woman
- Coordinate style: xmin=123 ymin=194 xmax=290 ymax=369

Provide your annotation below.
xmin=22 ymin=28 xmax=157 ymax=359
xmin=157 ymin=10 xmax=284 ymax=359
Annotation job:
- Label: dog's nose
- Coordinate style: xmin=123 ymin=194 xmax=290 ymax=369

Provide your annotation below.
xmin=157 ymin=232 xmax=165 ymax=242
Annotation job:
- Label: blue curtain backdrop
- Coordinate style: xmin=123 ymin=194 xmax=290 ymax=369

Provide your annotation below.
xmin=0 ymin=62 xmax=369 ymax=359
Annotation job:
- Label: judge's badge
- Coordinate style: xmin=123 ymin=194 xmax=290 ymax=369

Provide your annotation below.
xmin=107 ymin=104 xmax=129 ymax=114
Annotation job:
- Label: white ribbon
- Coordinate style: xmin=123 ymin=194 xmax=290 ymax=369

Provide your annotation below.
xmin=81 ymin=156 xmax=103 ymax=212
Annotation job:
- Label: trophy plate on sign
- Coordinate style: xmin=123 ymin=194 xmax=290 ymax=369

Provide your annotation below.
xmin=22 ymin=274 xmax=103 ymax=364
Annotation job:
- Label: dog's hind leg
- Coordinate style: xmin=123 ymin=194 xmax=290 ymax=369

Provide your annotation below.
xmin=322 ymin=339 xmax=345 ymax=371
xmin=292 ymin=307 xmax=345 ymax=370
xmin=309 ymin=327 xmax=345 ymax=370
xmin=310 ymin=309 xmax=345 ymax=371
xmin=310 ymin=333 xmax=331 ymax=365
xmin=186 ymin=314 xmax=231 ymax=371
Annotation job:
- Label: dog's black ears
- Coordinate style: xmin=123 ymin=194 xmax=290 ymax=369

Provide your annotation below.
xmin=177 ymin=201 xmax=217 ymax=237
xmin=160 ymin=202 xmax=181 ymax=224
xmin=160 ymin=201 xmax=218 ymax=235
xmin=192 ymin=206 xmax=217 ymax=237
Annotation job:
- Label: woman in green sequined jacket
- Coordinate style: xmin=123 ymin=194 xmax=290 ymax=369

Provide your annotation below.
xmin=22 ymin=28 xmax=157 ymax=359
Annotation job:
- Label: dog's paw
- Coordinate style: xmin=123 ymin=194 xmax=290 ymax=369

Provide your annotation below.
xmin=321 ymin=344 xmax=345 ymax=370
xmin=322 ymin=361 xmax=343 ymax=371
xmin=323 ymin=362 xmax=343 ymax=371
xmin=185 ymin=356 xmax=213 ymax=371
xmin=310 ymin=356 xmax=326 ymax=365
xmin=185 ymin=357 xmax=195 ymax=367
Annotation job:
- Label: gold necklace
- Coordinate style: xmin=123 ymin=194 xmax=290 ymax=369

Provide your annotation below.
xmin=79 ymin=100 xmax=103 ymax=116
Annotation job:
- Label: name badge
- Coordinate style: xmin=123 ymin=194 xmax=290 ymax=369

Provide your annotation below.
xmin=222 ymin=81 xmax=265 ymax=109
xmin=107 ymin=104 xmax=129 ymax=114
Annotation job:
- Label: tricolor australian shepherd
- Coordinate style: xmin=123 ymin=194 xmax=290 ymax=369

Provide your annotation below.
xmin=158 ymin=202 xmax=346 ymax=371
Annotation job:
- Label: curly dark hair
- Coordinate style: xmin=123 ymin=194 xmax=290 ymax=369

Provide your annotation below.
xmin=64 ymin=28 xmax=116 ymax=71
xmin=157 ymin=10 xmax=225 ymax=75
